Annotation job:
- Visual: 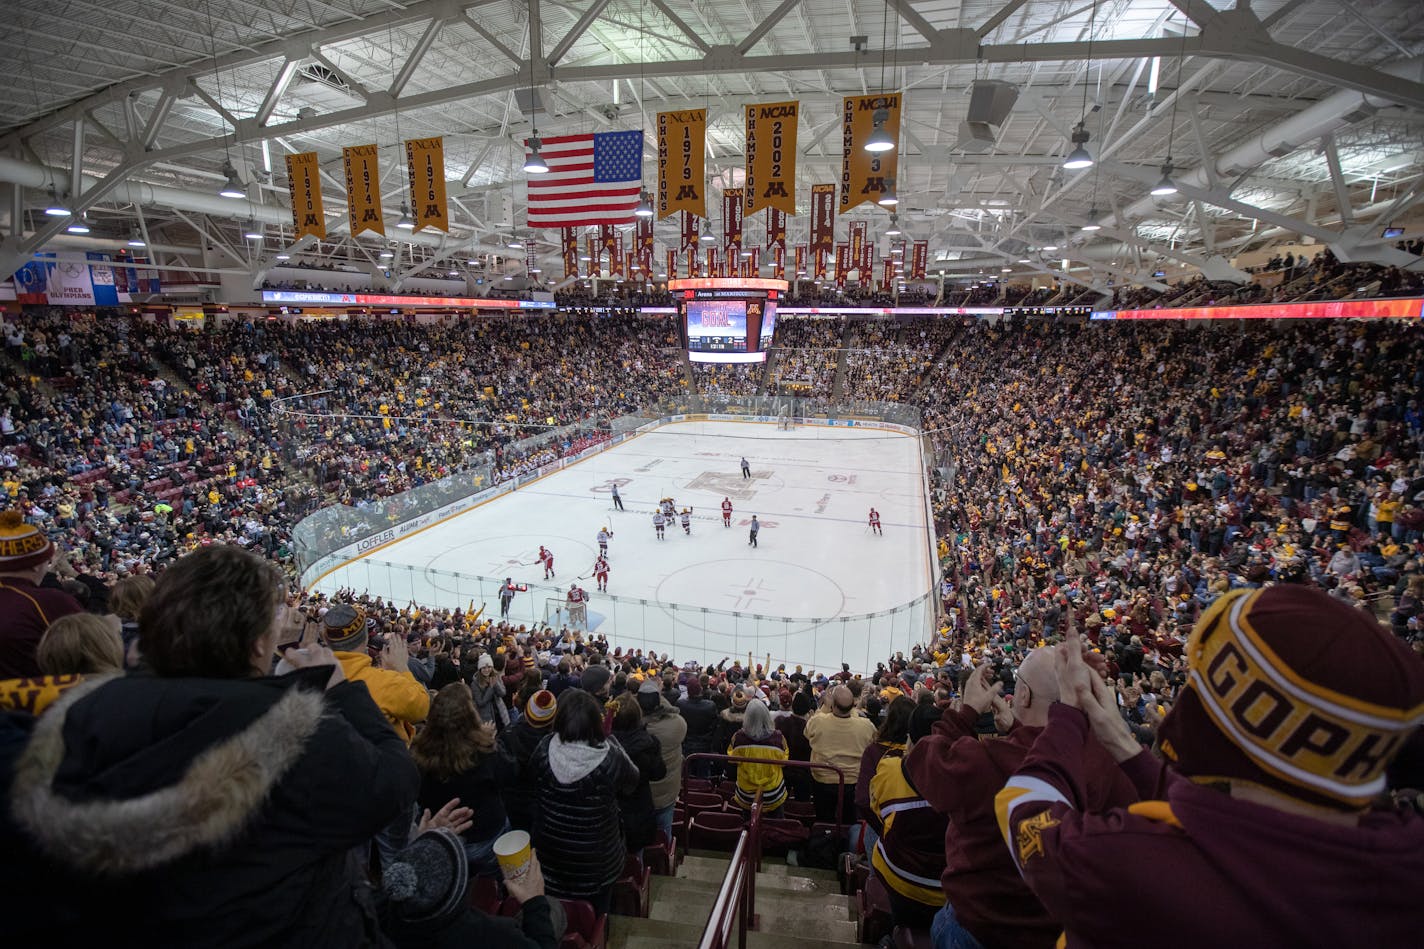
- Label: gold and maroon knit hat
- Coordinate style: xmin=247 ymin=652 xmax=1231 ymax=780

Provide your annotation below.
xmin=525 ymin=689 xmax=557 ymax=727
xmin=1158 ymin=587 xmax=1424 ymax=810
xmin=321 ymin=603 xmax=368 ymax=651
xmin=0 ymin=510 xmax=54 ymax=572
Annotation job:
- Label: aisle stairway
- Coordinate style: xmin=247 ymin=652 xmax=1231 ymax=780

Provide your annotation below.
xmin=609 ymin=850 xmax=858 ymax=949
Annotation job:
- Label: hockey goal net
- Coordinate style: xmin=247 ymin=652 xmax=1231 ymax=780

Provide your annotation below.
xmin=776 ymin=410 xmax=794 ymax=430
xmin=544 ymin=597 xmax=588 ymax=630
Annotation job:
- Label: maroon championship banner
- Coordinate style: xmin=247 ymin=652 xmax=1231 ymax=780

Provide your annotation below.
xmin=682 ymin=210 xmax=699 ymax=250
xmin=723 ymin=188 xmax=744 ymax=257
xmin=810 ymin=184 xmax=835 ymax=253
xmin=912 ymin=241 xmax=928 ymax=280
xmin=707 ymin=246 xmax=718 ymax=277
xmin=882 ymin=257 xmax=894 ymax=291
xmin=835 ymin=243 xmax=850 ymax=287
xmin=561 ymin=228 xmax=578 ymax=279
xmin=637 ymin=217 xmax=654 ymax=273
xmin=667 ymin=248 xmax=677 ymax=280
xmin=793 ymin=245 xmax=805 ymax=278
xmin=814 ymin=247 xmax=827 ymax=279
xmin=750 ymin=247 xmax=760 ymax=276
xmin=585 ymin=234 xmax=600 ymax=274
xmin=767 ymin=207 xmax=787 ymax=251
xmin=849 ymin=221 xmax=866 ymax=275
xmin=600 ymin=225 xmax=617 ymax=266
xmin=610 ymin=231 xmax=625 ymax=276
xmin=773 ymin=245 xmax=785 ymax=280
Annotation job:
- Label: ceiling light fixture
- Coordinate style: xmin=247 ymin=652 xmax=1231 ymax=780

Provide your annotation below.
xmin=524 ymin=136 xmax=550 ymax=174
xmin=699 ymin=219 xmax=715 ymax=242
xmin=634 ymin=192 xmax=655 ymax=217
xmin=865 ymin=112 xmax=895 ymax=153
xmin=44 ymin=188 xmax=71 ymax=217
xmin=126 ymin=229 xmax=147 ymax=247
xmin=275 ymin=252 xmax=291 ymax=261
xmin=396 ymin=204 xmax=416 ymax=230
xmin=1062 ymin=124 xmax=1093 ymax=170
xmin=1150 ymin=162 xmax=1179 ymax=196
xmin=878 ymin=177 xmax=899 ymax=207
xmin=243 ymin=221 xmax=263 ymax=240
xmin=1080 ymin=208 xmax=1102 ymax=232
xmin=65 ymin=214 xmax=90 ymax=235
xmin=885 ymin=213 xmax=901 ymax=236
xmin=218 ymin=163 xmax=246 ymax=199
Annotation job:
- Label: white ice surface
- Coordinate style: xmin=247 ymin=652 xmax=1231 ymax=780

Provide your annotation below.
xmin=312 ymin=420 xmax=934 ymax=673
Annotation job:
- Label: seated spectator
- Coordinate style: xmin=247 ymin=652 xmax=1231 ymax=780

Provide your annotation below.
xmin=380 ymin=827 xmax=559 ymax=949
xmin=410 ymin=682 xmax=518 ymax=877
xmin=8 ymin=544 xmax=418 ymax=946
xmin=528 ymin=687 xmax=639 ymax=913
xmin=0 ymin=612 xmax=124 ymax=716
xmin=870 ymin=702 xmax=949 ymax=930
xmin=499 ymin=689 xmax=558 ymax=831
xmin=108 ymin=573 xmax=154 ymax=667
xmin=727 ymin=697 xmax=790 ymax=812
xmin=998 ymin=587 xmax=1424 ymax=947
xmin=322 ymin=603 xmax=430 ymax=741
xmin=0 ymin=511 xmax=83 ymax=678
xmin=611 ymin=692 xmax=665 ymax=851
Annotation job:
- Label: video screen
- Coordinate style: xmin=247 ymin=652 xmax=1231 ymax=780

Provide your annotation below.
xmin=759 ymin=300 xmax=777 ymax=347
xmin=687 ymin=299 xmax=760 ymax=363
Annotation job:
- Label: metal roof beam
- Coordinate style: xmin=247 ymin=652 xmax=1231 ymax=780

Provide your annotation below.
xmin=389 ymin=17 xmax=445 ymax=98
xmin=884 ymin=0 xmax=942 ymax=45
xmin=737 ymin=0 xmax=804 ymax=55
xmin=546 ymin=0 xmax=613 ymax=66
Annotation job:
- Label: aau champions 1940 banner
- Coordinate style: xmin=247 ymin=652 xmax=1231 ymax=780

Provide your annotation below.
xmin=840 ymin=93 xmax=901 ymax=212
xmin=657 ymin=108 xmax=706 ymax=219
xmin=285 ymin=152 xmax=326 ymax=240
xmin=343 ymin=144 xmax=385 ymax=236
xmin=745 ymin=100 xmax=797 ymax=216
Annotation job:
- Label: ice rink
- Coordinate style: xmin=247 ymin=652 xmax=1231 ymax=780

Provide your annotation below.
xmin=311 ymin=420 xmax=935 ymax=672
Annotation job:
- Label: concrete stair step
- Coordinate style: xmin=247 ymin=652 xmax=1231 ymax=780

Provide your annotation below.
xmin=677 ymin=855 xmax=843 ymax=896
xmin=607 ymin=916 xmax=702 ymax=949
xmin=685 ymin=850 xmax=840 ymax=884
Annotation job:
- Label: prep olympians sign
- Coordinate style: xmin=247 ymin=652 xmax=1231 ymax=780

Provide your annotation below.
xmin=657 ymin=108 xmax=706 ymax=219
xmin=744 ymin=100 xmax=797 ymax=216
xmin=841 ymin=93 xmax=901 ymax=212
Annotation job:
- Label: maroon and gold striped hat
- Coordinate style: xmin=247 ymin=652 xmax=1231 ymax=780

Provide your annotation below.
xmin=0 ymin=510 xmax=54 ymax=572
xmin=1159 ymin=586 xmax=1424 ymax=810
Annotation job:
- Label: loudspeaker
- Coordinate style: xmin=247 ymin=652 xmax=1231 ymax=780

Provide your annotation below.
xmin=955 ymin=121 xmax=996 ymax=153
xmin=966 ymin=80 xmax=1019 ymax=127
xmin=514 ymin=87 xmax=547 ymax=118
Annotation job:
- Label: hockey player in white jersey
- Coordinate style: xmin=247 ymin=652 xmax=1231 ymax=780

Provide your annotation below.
xmin=652 ymin=510 xmax=666 ymax=540
xmin=596 ymin=526 xmax=613 ymax=559
xmin=680 ymin=507 xmax=693 ymax=535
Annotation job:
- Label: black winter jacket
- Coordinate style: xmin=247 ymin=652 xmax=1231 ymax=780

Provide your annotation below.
xmin=497 ymin=718 xmax=555 ymax=831
xmin=528 ymin=734 xmax=639 ymax=898
xmin=678 ymin=696 xmax=719 ymax=753
xmin=9 ymin=668 xmax=418 ymax=949
xmin=612 ymin=724 xmax=665 ymax=850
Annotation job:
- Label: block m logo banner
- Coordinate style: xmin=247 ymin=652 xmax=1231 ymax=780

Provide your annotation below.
xmin=657 ymin=109 xmax=706 ymax=219
xmin=404 ymin=136 xmax=449 ymax=232
xmin=745 ymin=101 xmax=797 ymax=215
xmin=840 ymin=93 xmax=901 ymax=212
xmin=285 ymin=152 xmax=326 ymax=240
xmin=343 ymin=144 xmax=385 ymax=237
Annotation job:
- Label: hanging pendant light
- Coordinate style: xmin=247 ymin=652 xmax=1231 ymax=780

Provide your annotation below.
xmin=885 ymin=213 xmax=901 ymax=236
xmin=524 ymin=135 xmax=550 ymax=174
xmin=1080 ymin=208 xmax=1102 ymax=232
xmin=218 ymin=163 xmax=246 ymax=199
xmin=396 ymin=204 xmax=416 ymax=230
xmin=877 ymin=177 xmax=899 ymax=207
xmin=1063 ymin=124 xmax=1093 ymax=170
xmin=1150 ymin=161 xmax=1179 ymax=196
xmin=44 ymin=188 xmax=71 ymax=217
xmin=634 ymin=192 xmax=655 ymax=217
xmin=65 ymin=214 xmax=90 ymax=234
xmin=864 ymin=108 xmax=895 ymax=153
xmin=126 ymin=229 xmax=147 ymax=247
xmin=699 ymin=219 xmax=715 ymax=242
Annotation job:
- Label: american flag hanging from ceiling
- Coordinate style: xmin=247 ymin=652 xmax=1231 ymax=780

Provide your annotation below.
xmin=525 ymin=131 xmax=643 ymax=228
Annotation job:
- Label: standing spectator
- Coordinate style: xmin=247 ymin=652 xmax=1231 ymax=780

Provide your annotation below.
xmin=471 ymin=653 xmax=510 ymax=732
xmin=0 ymin=511 xmax=83 ymax=678
xmin=322 ymin=604 xmax=430 ymax=742
xmin=527 ymin=688 xmax=640 ymax=914
xmin=678 ymin=678 xmax=719 ymax=778
xmin=638 ymin=677 xmax=687 ymax=844
xmin=409 ymin=682 xmax=518 ymax=877
xmin=857 ymin=696 xmax=914 ymax=849
xmin=999 ymin=588 xmax=1424 ymax=948
xmin=727 ymin=698 xmax=790 ymax=813
xmin=776 ymin=689 xmax=816 ymax=801
xmin=498 ymin=690 xmax=558 ymax=832
xmin=870 ymin=702 xmax=949 ymax=931
xmin=611 ymin=692 xmax=665 ymax=851
xmin=804 ymin=685 xmax=876 ymax=824
xmin=906 ymin=651 xmax=1136 ymax=949
xmin=9 ymin=544 xmax=419 ymax=946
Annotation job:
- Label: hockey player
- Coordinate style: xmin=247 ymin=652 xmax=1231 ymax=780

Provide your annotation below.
xmin=680 ymin=507 xmax=693 ymax=535
xmin=722 ymin=497 xmax=733 ymax=527
xmin=538 ymin=544 xmax=556 ymax=579
xmin=653 ymin=510 xmax=666 ymax=540
xmin=565 ymin=582 xmax=589 ymax=629
xmin=741 ymin=456 xmax=751 ymax=479
xmin=748 ymin=515 xmax=760 ymax=548
xmin=610 ymin=483 xmax=624 ymax=511
xmin=869 ymin=508 xmax=882 ymax=536
xmin=592 ymin=554 xmax=610 ymax=592
xmin=499 ymin=577 xmax=517 ymax=618
xmin=596 ymin=526 xmax=613 ymax=559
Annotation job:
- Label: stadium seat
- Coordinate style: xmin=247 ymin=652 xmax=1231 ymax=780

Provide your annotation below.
xmin=893 ymin=925 xmax=935 ymax=949
xmin=688 ymin=810 xmax=746 ymax=852
xmin=680 ymin=790 xmax=725 ymax=818
xmin=856 ymin=875 xmax=895 ymax=946
xmin=610 ymin=852 xmax=650 ymax=917
xmin=557 ymin=898 xmax=607 ymax=949
xmin=466 ymin=875 xmax=502 ymax=914
xmin=644 ymin=829 xmax=677 ymax=876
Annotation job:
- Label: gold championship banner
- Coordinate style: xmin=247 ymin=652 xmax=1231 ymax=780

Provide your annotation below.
xmin=343 ymin=144 xmax=385 ymax=236
xmin=404 ymin=136 xmax=449 ymax=232
xmin=745 ymin=100 xmax=797 ymax=215
xmin=840 ymin=93 xmax=901 ymax=212
xmin=562 ymin=228 xmax=579 ymax=279
xmin=723 ymin=188 xmax=744 ymax=255
xmin=658 ymin=108 xmax=706 ymax=219
xmin=285 ymin=152 xmax=326 ymax=240
xmin=810 ymin=184 xmax=836 ymax=252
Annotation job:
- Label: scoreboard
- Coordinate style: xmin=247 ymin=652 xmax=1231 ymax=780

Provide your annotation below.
xmin=672 ymin=277 xmax=788 ymax=364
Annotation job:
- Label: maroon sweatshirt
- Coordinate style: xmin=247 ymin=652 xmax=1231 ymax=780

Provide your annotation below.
xmin=999 ymin=704 xmax=1424 ymax=948
xmin=904 ymin=704 xmax=1138 ymax=949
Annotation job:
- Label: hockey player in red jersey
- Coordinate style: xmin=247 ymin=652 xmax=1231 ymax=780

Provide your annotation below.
xmin=538 ymin=545 xmax=556 ymax=578
xmin=591 ymin=554 xmax=610 ymax=592
xmin=869 ymin=508 xmax=882 ymax=535
xmin=722 ymin=497 xmax=733 ymax=527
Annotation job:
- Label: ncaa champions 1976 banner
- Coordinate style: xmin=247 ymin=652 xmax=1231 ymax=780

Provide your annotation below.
xmin=404 ymin=136 xmax=449 ymax=232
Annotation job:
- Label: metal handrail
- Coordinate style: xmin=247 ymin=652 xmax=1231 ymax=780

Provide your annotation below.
xmin=695 ymin=792 xmax=762 ymax=949
xmin=680 ymin=752 xmax=850 ymax=835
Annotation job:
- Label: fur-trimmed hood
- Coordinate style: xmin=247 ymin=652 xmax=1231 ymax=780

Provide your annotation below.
xmin=10 ymin=669 xmax=329 ymax=876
